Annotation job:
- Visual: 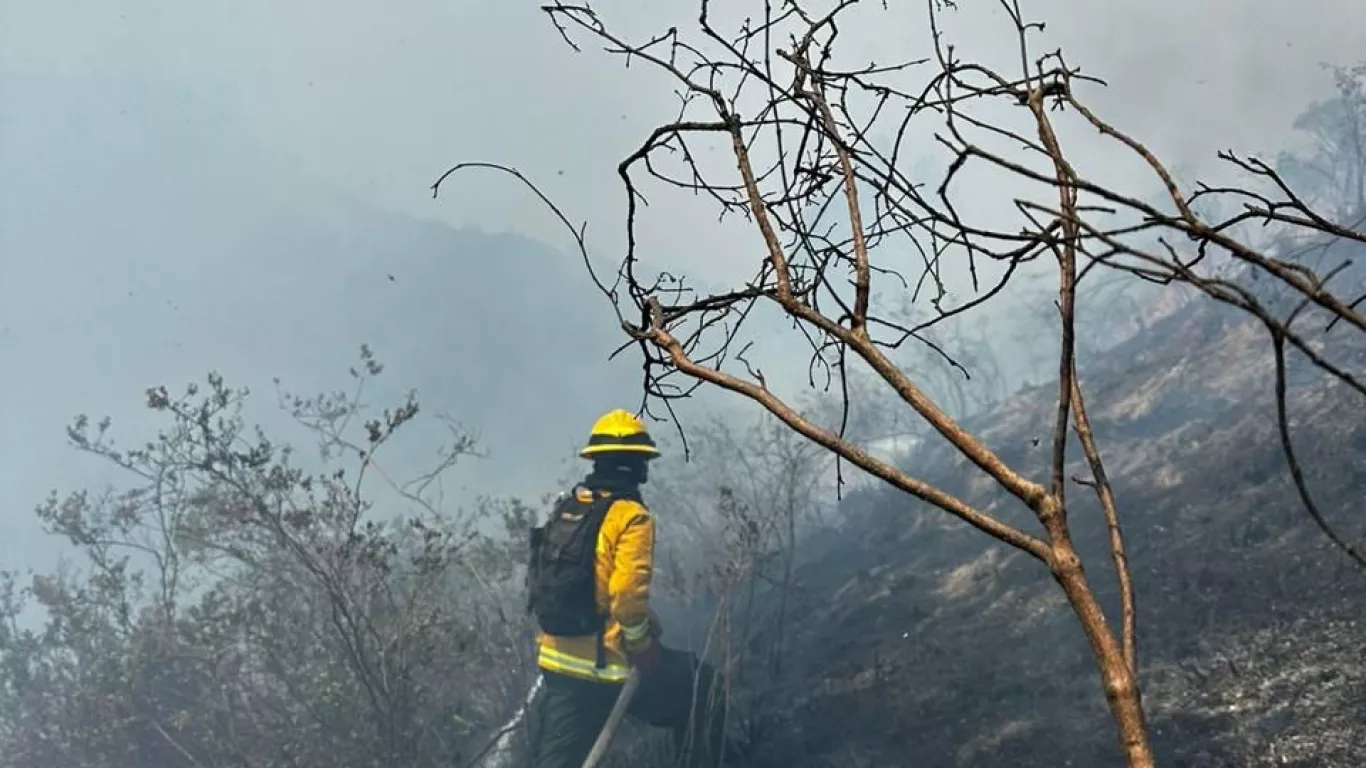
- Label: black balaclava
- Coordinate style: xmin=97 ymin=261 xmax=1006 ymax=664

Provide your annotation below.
xmin=584 ymin=454 xmax=650 ymax=496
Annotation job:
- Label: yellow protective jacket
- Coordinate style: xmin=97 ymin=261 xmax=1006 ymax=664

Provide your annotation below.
xmin=535 ymin=486 xmax=656 ymax=683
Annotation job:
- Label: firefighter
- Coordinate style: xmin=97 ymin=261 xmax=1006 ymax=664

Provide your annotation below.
xmin=525 ymin=409 xmax=727 ymax=767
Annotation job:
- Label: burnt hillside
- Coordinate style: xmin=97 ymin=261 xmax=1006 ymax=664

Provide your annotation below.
xmin=740 ymin=301 xmax=1365 ymax=767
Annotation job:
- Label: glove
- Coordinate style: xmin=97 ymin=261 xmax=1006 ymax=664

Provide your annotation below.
xmin=626 ymin=638 xmax=661 ymax=674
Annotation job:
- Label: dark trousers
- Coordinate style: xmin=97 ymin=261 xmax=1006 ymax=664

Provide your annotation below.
xmin=527 ymin=647 xmax=727 ymax=768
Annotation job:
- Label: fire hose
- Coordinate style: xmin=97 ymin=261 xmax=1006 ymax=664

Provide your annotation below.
xmin=579 ymin=668 xmax=640 ymax=768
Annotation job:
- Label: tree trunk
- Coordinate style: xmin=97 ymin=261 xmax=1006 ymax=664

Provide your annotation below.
xmin=1048 ymin=534 xmax=1154 ymax=767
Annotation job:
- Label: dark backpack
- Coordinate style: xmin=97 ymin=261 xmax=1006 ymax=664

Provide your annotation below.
xmin=526 ymin=487 xmax=614 ymax=637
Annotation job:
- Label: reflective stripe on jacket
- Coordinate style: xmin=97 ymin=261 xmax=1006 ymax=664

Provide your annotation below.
xmin=535 ymin=488 xmax=654 ymax=683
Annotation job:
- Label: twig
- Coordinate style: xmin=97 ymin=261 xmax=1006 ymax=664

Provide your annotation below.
xmin=1268 ymin=328 xmax=1366 ymax=568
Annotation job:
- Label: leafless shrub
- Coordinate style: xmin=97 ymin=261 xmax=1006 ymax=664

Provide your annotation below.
xmin=1 ymin=347 xmax=532 ymax=768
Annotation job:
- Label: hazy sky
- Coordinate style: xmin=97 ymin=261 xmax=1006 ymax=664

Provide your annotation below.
xmin=7 ymin=0 xmax=1363 ymax=273
xmin=3 ymin=0 xmax=1365 ymax=576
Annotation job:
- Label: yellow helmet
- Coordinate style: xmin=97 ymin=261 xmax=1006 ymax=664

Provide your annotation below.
xmin=579 ymin=409 xmax=660 ymax=459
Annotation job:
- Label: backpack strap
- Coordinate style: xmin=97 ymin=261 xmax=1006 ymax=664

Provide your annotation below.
xmin=582 ymin=490 xmax=614 ymax=670
xmin=567 ymin=486 xmax=616 ymax=670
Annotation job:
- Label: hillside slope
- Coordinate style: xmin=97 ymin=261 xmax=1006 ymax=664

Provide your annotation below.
xmin=747 ymin=301 xmax=1365 ymax=767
